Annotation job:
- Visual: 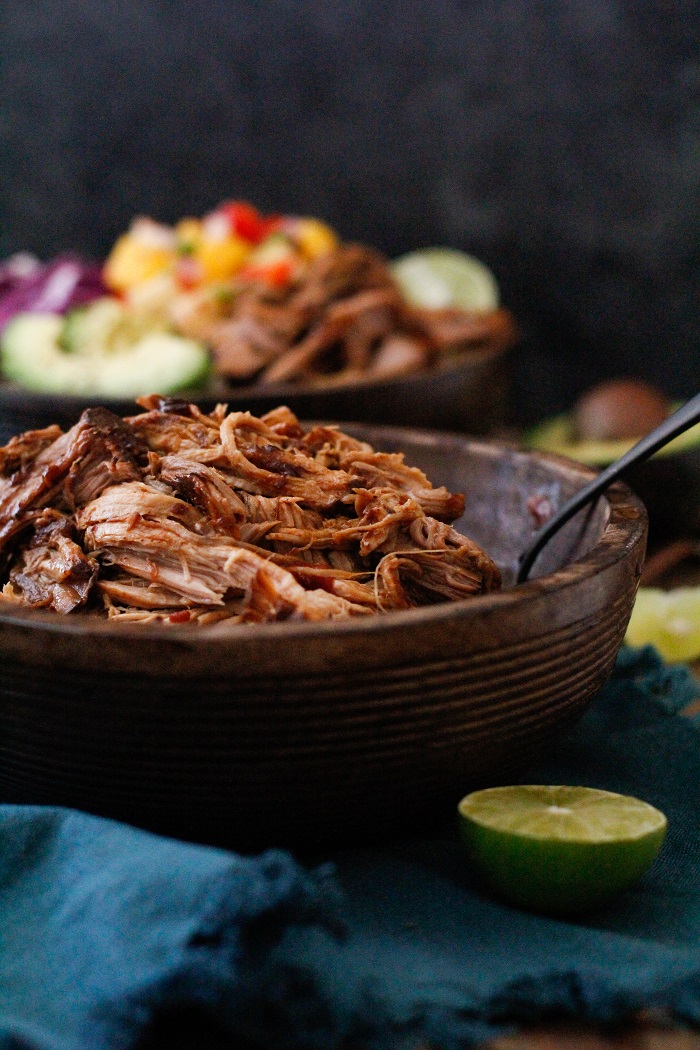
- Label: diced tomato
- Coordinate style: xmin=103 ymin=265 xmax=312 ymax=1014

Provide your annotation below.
xmin=168 ymin=610 xmax=191 ymax=624
xmin=218 ymin=201 xmax=267 ymax=244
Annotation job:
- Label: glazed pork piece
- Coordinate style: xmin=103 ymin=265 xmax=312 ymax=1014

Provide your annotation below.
xmin=0 ymin=397 xmax=501 ymax=624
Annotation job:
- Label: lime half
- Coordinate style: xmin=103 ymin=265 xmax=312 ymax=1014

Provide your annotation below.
xmin=626 ymin=586 xmax=700 ymax=664
xmin=458 ymin=785 xmax=667 ymax=916
xmin=391 ymin=247 xmax=500 ymax=312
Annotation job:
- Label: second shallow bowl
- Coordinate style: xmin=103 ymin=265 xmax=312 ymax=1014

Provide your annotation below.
xmin=0 ymin=340 xmax=514 ymax=443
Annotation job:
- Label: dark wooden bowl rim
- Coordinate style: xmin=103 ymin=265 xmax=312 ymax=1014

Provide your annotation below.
xmin=0 ymin=341 xmax=510 ymax=413
xmin=0 ymin=432 xmax=646 ymax=674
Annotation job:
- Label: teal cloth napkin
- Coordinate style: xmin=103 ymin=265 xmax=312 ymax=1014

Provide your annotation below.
xmin=1 ymin=645 xmax=700 ymax=1049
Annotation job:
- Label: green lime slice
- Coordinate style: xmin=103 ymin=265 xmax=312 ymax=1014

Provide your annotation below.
xmin=626 ymin=586 xmax=700 ymax=663
xmin=458 ymin=785 xmax=667 ymax=916
xmin=390 ymin=247 xmax=500 ymax=312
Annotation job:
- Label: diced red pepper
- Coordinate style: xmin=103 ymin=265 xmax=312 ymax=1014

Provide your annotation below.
xmin=217 ymin=201 xmax=267 ymax=244
xmin=174 ymin=255 xmax=202 ymax=290
xmin=258 ymin=214 xmax=284 ymax=238
xmin=527 ymin=492 xmax=554 ymax=528
xmin=168 ymin=610 xmax=191 ymax=623
xmin=240 ymin=258 xmax=294 ymax=288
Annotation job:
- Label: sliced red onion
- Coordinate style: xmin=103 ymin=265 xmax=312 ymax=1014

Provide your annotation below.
xmin=0 ymin=254 xmax=107 ymax=333
xmin=0 ymin=253 xmax=42 ymax=296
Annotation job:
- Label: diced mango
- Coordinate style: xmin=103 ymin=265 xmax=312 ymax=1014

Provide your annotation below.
xmin=103 ymin=235 xmax=174 ymax=293
xmin=195 ymin=235 xmax=251 ymax=282
xmin=175 ymin=218 xmax=203 ymax=252
xmin=294 ymin=218 xmax=338 ymax=259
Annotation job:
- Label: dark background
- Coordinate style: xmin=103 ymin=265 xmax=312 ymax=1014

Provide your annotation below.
xmin=1 ymin=0 xmax=699 ymax=423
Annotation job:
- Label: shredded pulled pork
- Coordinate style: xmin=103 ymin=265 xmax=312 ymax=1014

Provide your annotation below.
xmin=172 ymin=244 xmax=518 ymax=386
xmin=0 ymin=398 xmax=501 ymax=625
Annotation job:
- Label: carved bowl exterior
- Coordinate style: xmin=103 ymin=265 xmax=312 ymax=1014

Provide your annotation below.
xmin=0 ymin=424 xmax=646 ymax=851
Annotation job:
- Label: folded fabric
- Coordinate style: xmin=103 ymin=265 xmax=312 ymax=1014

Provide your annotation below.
xmin=1 ymin=645 xmax=700 ymax=1050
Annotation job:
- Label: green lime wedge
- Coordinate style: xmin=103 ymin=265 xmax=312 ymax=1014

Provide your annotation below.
xmin=626 ymin=586 xmax=700 ymax=663
xmin=458 ymin=785 xmax=667 ymax=916
xmin=390 ymin=247 xmax=500 ymax=312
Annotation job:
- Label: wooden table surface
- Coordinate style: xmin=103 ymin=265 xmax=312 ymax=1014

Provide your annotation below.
xmin=490 ymin=1016 xmax=700 ymax=1050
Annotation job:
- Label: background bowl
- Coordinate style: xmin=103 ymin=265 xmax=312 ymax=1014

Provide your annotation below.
xmin=615 ymin=450 xmax=700 ymax=544
xmin=525 ymin=411 xmax=700 ymax=547
xmin=0 ymin=425 xmax=646 ymax=853
xmin=0 ymin=340 xmax=514 ymax=444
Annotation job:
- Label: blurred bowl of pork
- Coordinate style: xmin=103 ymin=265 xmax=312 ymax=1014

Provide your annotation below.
xmin=0 ymin=238 xmax=518 ymax=441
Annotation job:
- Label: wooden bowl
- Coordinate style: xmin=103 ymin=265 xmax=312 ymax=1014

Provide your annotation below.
xmin=0 ymin=340 xmax=514 ymax=444
xmin=0 ymin=425 xmax=646 ymax=853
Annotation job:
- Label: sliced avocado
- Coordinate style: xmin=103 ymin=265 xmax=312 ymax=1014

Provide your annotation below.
xmin=3 ymin=314 xmax=91 ymax=393
xmin=59 ymin=298 xmax=126 ymax=354
xmin=525 ymin=407 xmax=700 ymax=542
xmin=525 ymin=411 xmax=700 ymax=464
xmin=2 ymin=312 xmax=211 ymax=397
xmin=91 ymin=332 xmax=212 ymax=397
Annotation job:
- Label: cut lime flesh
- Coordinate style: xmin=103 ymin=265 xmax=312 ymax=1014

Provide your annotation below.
xmin=458 ymin=785 xmax=667 ymax=916
xmin=626 ymin=586 xmax=700 ymax=663
xmin=391 ymin=248 xmax=500 ymax=312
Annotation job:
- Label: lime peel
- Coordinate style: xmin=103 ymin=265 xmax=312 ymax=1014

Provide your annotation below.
xmin=458 ymin=785 xmax=667 ymax=916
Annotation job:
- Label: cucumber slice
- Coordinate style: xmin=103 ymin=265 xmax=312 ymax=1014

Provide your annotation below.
xmin=391 ymin=247 xmax=500 ymax=312
xmin=2 ymin=313 xmax=211 ymax=397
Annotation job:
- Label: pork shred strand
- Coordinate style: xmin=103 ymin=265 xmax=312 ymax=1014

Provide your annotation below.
xmin=0 ymin=400 xmax=501 ymax=623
